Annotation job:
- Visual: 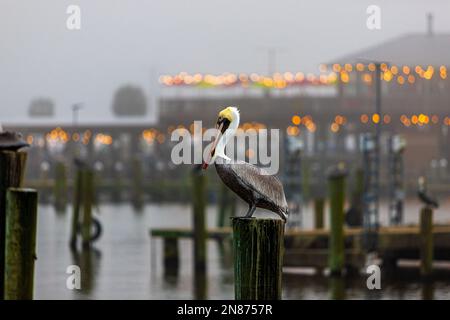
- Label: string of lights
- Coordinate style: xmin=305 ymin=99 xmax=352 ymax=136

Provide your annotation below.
xmin=159 ymin=63 xmax=448 ymax=89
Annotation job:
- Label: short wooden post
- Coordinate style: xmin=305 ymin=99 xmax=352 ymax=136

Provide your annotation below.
xmin=314 ymin=198 xmax=325 ymax=229
xmin=232 ymin=218 xmax=284 ymax=300
xmin=131 ymin=157 xmax=144 ymax=211
xmin=420 ymin=207 xmax=433 ymax=277
xmin=217 ymin=183 xmax=229 ymax=228
xmin=53 ymin=161 xmax=67 ymax=212
xmin=192 ymin=169 xmax=207 ymax=298
xmin=82 ymin=169 xmax=94 ymax=249
xmin=70 ymin=169 xmax=83 ymax=249
xmin=4 ymin=188 xmax=38 ymax=300
xmin=163 ymin=238 xmax=179 ymax=277
xmin=328 ymin=166 xmax=347 ymax=276
xmin=0 ymin=150 xmax=27 ymax=299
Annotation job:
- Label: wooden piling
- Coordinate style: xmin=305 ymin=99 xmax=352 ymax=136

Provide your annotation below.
xmin=53 ymin=161 xmax=67 ymax=212
xmin=0 ymin=150 xmax=27 ymax=299
xmin=328 ymin=166 xmax=347 ymax=276
xmin=192 ymin=169 xmax=207 ymax=298
xmin=131 ymin=157 xmax=144 ymax=211
xmin=232 ymin=217 xmax=284 ymax=300
xmin=4 ymin=188 xmax=38 ymax=300
xmin=217 ymin=183 xmax=229 ymax=228
xmin=420 ymin=207 xmax=433 ymax=277
xmin=314 ymin=198 xmax=325 ymax=229
xmin=82 ymin=170 xmax=94 ymax=249
xmin=163 ymin=237 xmax=179 ymax=277
xmin=70 ymin=169 xmax=83 ymax=249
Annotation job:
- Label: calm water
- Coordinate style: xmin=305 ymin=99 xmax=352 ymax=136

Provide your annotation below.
xmin=34 ymin=199 xmax=450 ymax=300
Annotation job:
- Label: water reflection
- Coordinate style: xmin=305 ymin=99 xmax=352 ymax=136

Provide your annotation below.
xmin=34 ymin=203 xmax=450 ymax=300
xmin=70 ymin=247 xmax=102 ymax=296
xmin=329 ymin=277 xmax=346 ymax=300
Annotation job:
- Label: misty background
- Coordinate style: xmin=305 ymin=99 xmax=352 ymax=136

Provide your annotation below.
xmin=1 ymin=0 xmax=449 ymax=123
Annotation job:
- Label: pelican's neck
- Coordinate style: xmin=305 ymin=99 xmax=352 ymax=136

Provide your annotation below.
xmin=215 ymin=114 xmax=239 ymax=161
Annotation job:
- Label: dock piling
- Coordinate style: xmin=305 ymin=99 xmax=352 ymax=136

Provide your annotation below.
xmin=70 ymin=169 xmax=83 ymax=249
xmin=420 ymin=206 xmax=433 ymax=277
xmin=328 ymin=165 xmax=347 ymax=276
xmin=4 ymin=188 xmax=38 ymax=300
xmin=82 ymin=169 xmax=94 ymax=249
xmin=232 ymin=217 xmax=284 ymax=300
xmin=314 ymin=198 xmax=325 ymax=229
xmin=0 ymin=150 xmax=27 ymax=300
xmin=131 ymin=157 xmax=144 ymax=211
xmin=192 ymin=168 xmax=207 ymax=298
xmin=163 ymin=237 xmax=179 ymax=277
xmin=53 ymin=161 xmax=67 ymax=212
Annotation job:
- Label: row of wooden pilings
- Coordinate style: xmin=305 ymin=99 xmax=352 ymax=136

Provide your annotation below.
xmin=164 ymin=164 xmax=436 ymax=299
xmin=0 ymin=150 xmax=38 ymax=300
xmin=48 ymin=157 xmax=145 ymax=213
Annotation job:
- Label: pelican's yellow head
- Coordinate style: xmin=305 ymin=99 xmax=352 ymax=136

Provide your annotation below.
xmin=218 ymin=106 xmax=236 ymax=123
xmin=202 ymin=106 xmax=240 ymax=170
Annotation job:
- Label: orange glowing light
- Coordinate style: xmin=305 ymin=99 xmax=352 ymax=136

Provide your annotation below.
xmin=402 ymin=66 xmax=410 ymax=74
xmin=340 ymin=72 xmax=350 ymax=83
xmin=372 ymin=113 xmax=380 ymax=124
xmin=431 ymin=115 xmax=439 ymax=124
xmin=330 ymin=123 xmax=339 ymax=133
xmin=292 ymin=115 xmax=301 ymax=125
xmin=361 ymin=114 xmax=369 ymax=124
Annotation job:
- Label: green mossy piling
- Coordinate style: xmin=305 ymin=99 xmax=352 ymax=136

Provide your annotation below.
xmin=4 ymin=188 xmax=38 ymax=300
xmin=70 ymin=168 xmax=94 ymax=250
xmin=70 ymin=169 xmax=83 ymax=249
xmin=420 ymin=207 xmax=433 ymax=277
xmin=82 ymin=170 xmax=94 ymax=249
xmin=314 ymin=198 xmax=325 ymax=229
xmin=232 ymin=217 xmax=284 ymax=300
xmin=53 ymin=161 xmax=67 ymax=212
xmin=192 ymin=169 xmax=207 ymax=299
xmin=0 ymin=150 xmax=27 ymax=299
xmin=131 ymin=157 xmax=144 ymax=211
xmin=163 ymin=237 xmax=179 ymax=277
xmin=328 ymin=166 xmax=347 ymax=276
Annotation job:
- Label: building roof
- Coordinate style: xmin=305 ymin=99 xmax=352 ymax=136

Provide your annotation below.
xmin=331 ymin=33 xmax=450 ymax=67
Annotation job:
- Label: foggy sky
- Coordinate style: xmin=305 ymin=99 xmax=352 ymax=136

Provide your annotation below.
xmin=1 ymin=0 xmax=450 ymax=123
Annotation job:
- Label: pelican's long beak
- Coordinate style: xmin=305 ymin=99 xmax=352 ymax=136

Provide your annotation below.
xmin=202 ymin=122 xmax=224 ymax=170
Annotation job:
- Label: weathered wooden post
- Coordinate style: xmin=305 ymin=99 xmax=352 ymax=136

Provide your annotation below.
xmin=314 ymin=198 xmax=325 ymax=229
xmin=4 ymin=188 xmax=38 ymax=300
xmin=131 ymin=157 xmax=144 ymax=211
xmin=328 ymin=165 xmax=347 ymax=276
xmin=232 ymin=218 xmax=285 ymax=300
xmin=163 ymin=238 xmax=179 ymax=277
xmin=420 ymin=206 xmax=433 ymax=277
xmin=192 ymin=167 xmax=207 ymax=299
xmin=217 ymin=183 xmax=229 ymax=228
xmin=53 ymin=161 xmax=67 ymax=212
xmin=0 ymin=146 xmax=28 ymax=300
xmin=70 ymin=168 xmax=83 ymax=249
xmin=82 ymin=169 xmax=94 ymax=249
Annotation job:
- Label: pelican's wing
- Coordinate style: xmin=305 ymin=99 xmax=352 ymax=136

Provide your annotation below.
xmin=230 ymin=161 xmax=288 ymax=208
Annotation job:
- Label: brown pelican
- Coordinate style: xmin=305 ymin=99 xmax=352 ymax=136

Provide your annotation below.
xmin=0 ymin=131 xmax=29 ymax=151
xmin=417 ymin=176 xmax=439 ymax=208
xmin=202 ymin=107 xmax=288 ymax=221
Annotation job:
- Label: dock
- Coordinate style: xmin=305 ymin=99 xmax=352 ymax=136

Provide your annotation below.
xmin=150 ymin=224 xmax=450 ymax=271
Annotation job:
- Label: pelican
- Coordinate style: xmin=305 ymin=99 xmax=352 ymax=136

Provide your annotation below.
xmin=417 ymin=176 xmax=439 ymax=209
xmin=0 ymin=131 xmax=29 ymax=151
xmin=201 ymin=106 xmax=288 ymax=221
